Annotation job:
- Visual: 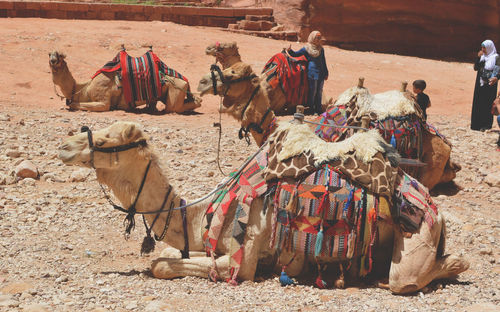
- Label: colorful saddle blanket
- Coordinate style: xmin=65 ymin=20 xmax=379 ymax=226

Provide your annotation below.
xmin=92 ymin=50 xmax=188 ymax=106
xmin=203 ymin=146 xmax=269 ymax=281
xmin=271 ymin=165 xmax=385 ymax=276
xmin=262 ymin=52 xmax=308 ymax=110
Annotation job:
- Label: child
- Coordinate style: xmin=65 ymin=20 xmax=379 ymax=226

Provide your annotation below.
xmin=288 ymin=31 xmax=328 ymax=115
xmin=412 ymin=80 xmax=431 ymax=120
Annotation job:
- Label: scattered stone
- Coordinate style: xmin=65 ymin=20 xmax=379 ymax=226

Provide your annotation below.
xmin=15 ymin=160 xmax=38 ymax=179
xmin=69 ymin=168 xmax=91 ymax=182
xmin=6 ymin=149 xmax=22 ymax=158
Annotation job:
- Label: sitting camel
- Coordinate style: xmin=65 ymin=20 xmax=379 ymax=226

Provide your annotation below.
xmin=316 ymin=79 xmax=461 ymax=190
xmin=59 ymin=125 xmax=468 ymax=292
xmin=49 ymin=51 xmax=201 ymax=113
xmin=205 ymin=42 xmax=333 ymax=115
xmin=198 ymin=61 xmax=459 ymax=191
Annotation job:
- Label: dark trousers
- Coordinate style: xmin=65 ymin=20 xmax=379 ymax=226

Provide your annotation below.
xmin=308 ymin=78 xmax=324 ymax=114
xmin=471 ymin=83 xmax=496 ymax=130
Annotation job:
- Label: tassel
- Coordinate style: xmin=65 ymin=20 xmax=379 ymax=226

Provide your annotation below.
xmin=346 ymin=230 xmax=356 ymax=259
xmin=285 ymin=189 xmax=298 ymax=212
xmin=390 ymin=133 xmax=397 ymax=148
xmin=314 ymin=224 xmax=324 ymax=258
xmin=316 ymin=189 xmax=330 ymax=216
xmin=123 ymin=212 xmax=136 ymax=239
xmin=315 ymin=275 xmax=327 ymax=289
xmin=279 ymin=270 xmax=295 ymax=286
xmin=140 ymin=231 xmax=156 ymax=255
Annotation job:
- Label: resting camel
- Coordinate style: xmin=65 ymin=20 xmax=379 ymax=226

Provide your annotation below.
xmin=59 ymin=89 xmax=468 ymax=294
xmin=49 ymin=51 xmax=201 ymax=113
xmin=317 ymin=80 xmax=461 ymax=190
xmin=205 ymin=42 xmax=333 ymax=115
xmin=198 ymin=59 xmax=459 ymax=191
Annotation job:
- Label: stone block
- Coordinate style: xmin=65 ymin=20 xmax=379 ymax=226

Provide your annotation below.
xmin=246 ymin=14 xmax=274 ymax=22
xmin=259 ymin=20 xmax=274 ymax=31
xmin=58 ymin=3 xmax=89 ymax=12
xmin=0 ymin=2 xmax=14 ymax=10
xmin=227 ymin=23 xmax=239 ymax=30
xmin=238 ymin=20 xmax=261 ymax=31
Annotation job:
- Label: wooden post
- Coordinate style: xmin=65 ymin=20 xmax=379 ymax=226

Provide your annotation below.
xmin=358 ymin=77 xmax=365 ymax=88
xmin=401 ymin=81 xmax=408 ymax=92
xmin=293 ymin=105 xmax=305 ymax=124
xmin=361 ymin=116 xmax=370 ymax=131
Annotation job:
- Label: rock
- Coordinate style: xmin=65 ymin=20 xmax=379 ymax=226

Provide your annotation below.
xmin=0 ymin=173 xmax=15 ymax=185
xmin=6 ymin=149 xmax=22 ymax=158
xmin=0 ymin=113 xmax=10 ymax=121
xmin=0 ymin=294 xmax=19 ymax=308
xmin=485 ymin=172 xmax=500 ymax=187
xmin=69 ymin=168 xmax=91 ymax=182
xmin=144 ymin=300 xmax=172 ymax=312
xmin=15 ymin=160 xmax=38 ymax=179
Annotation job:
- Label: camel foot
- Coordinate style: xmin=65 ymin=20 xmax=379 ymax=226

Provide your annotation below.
xmin=375 ymin=278 xmax=390 ymax=290
xmin=334 ymin=278 xmax=345 ymax=289
xmin=434 ymin=255 xmax=469 ymax=280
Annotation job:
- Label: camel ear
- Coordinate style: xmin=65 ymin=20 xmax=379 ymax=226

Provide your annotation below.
xmin=251 ymin=76 xmax=260 ymax=86
xmin=59 ymin=53 xmax=66 ymax=59
xmin=122 ymin=123 xmax=143 ymax=142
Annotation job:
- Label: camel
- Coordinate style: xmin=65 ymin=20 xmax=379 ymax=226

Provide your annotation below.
xmin=58 ymin=121 xmax=468 ymax=294
xmin=205 ymin=42 xmax=333 ymax=115
xmin=317 ymin=80 xmax=461 ymax=190
xmin=49 ymin=51 xmax=201 ymax=114
xmin=198 ymin=58 xmax=459 ymax=191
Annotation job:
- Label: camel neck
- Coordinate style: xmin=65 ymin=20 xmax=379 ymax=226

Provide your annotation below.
xmin=240 ymin=90 xmax=278 ymax=147
xmin=96 ymin=157 xmax=207 ymax=252
xmin=52 ymin=62 xmax=77 ymax=99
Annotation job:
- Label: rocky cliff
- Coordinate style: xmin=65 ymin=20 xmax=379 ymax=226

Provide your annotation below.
xmin=253 ymin=0 xmax=500 ymax=61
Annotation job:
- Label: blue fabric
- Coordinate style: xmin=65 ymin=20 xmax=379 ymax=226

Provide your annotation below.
xmin=497 ymin=115 xmax=500 ymax=127
xmin=288 ymin=47 xmax=328 ymax=80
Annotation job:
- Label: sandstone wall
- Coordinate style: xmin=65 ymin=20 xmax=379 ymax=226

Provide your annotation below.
xmin=263 ymin=0 xmax=500 ymax=61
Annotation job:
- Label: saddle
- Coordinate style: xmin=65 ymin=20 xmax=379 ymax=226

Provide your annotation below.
xmin=92 ymin=50 xmax=189 ymax=107
xmin=262 ymin=51 xmax=309 ymax=109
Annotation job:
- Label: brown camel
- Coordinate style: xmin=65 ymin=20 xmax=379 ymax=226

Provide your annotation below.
xmin=205 ymin=42 xmax=333 ymax=115
xmin=59 ymin=121 xmax=468 ymax=294
xmin=198 ymin=60 xmax=459 ymax=190
xmin=319 ymin=80 xmax=461 ymax=190
xmin=49 ymin=51 xmax=201 ymax=113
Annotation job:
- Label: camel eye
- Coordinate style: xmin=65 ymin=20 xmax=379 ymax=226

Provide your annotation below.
xmin=95 ymin=139 xmax=105 ymax=147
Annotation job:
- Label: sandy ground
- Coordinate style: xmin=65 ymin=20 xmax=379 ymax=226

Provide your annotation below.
xmin=0 ymin=18 xmax=499 ymax=312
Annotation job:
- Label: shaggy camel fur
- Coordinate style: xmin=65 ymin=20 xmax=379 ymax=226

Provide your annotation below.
xmin=49 ymin=51 xmax=201 ymax=113
xmin=205 ymin=42 xmax=332 ymax=115
xmin=59 ymin=121 xmax=468 ymax=294
xmin=327 ymin=83 xmax=461 ymax=190
xmin=198 ymin=60 xmax=459 ymax=190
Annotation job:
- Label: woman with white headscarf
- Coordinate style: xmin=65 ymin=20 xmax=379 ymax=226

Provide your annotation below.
xmin=288 ymin=31 xmax=329 ymax=114
xmin=471 ymin=39 xmax=499 ymax=131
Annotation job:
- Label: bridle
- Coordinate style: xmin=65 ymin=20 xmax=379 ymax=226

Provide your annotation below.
xmin=209 ymin=64 xmax=268 ymax=145
xmin=80 ymin=126 xmax=190 ymax=257
xmin=209 ymin=64 xmax=257 ymax=97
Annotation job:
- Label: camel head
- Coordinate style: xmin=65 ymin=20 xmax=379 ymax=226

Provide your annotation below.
xmin=205 ymin=42 xmax=241 ymax=69
xmin=197 ymin=62 xmax=262 ymax=115
xmin=48 ymin=51 xmax=67 ymax=73
xmin=58 ymin=122 xmax=149 ymax=169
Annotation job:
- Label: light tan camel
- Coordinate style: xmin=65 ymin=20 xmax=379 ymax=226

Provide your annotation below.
xmin=49 ymin=51 xmax=201 ymax=113
xmin=59 ymin=121 xmax=468 ymax=294
xmin=197 ymin=61 xmax=459 ymax=190
xmin=205 ymin=42 xmax=333 ymax=115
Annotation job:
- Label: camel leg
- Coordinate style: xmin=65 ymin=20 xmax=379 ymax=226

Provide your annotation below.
xmin=389 ymin=213 xmax=469 ymax=294
xmin=159 ymin=247 xmax=206 ymax=259
xmin=151 ymin=255 xmax=232 ymax=280
xmin=69 ymin=101 xmax=111 ymax=112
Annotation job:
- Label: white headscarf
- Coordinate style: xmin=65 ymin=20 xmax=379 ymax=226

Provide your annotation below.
xmin=305 ymin=31 xmax=323 ymax=58
xmin=480 ymin=39 xmax=498 ymax=70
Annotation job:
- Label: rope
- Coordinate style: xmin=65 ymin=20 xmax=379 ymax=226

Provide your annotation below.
xmin=214 ymin=97 xmax=227 ymax=176
xmin=302 ymin=119 xmax=370 ymax=131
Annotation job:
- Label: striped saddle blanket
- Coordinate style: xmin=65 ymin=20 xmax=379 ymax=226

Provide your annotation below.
xmin=92 ymin=50 xmax=188 ymax=106
xmin=262 ymin=51 xmax=308 ymax=110
xmin=271 ymin=165 xmax=386 ymax=276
